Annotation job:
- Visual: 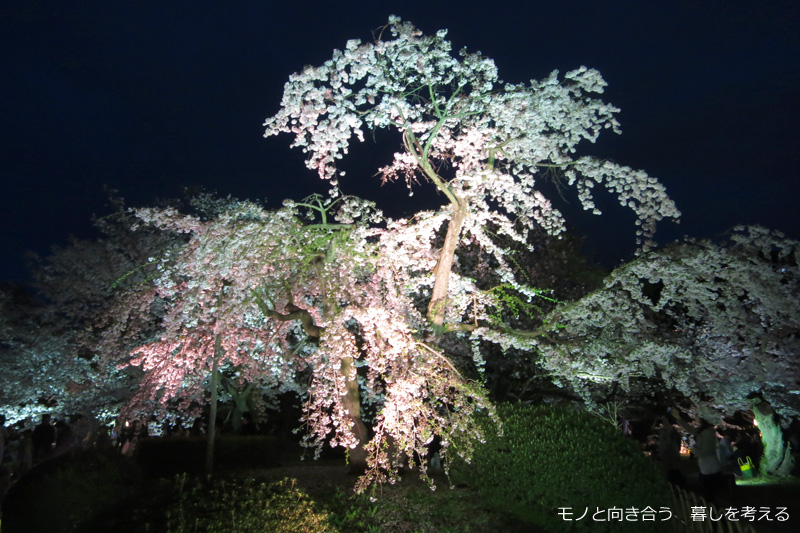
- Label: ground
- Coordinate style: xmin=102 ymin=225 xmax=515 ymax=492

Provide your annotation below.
xmin=236 ymin=451 xmax=532 ymax=532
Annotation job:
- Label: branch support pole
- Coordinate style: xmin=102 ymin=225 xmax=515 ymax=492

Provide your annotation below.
xmin=206 ymin=281 xmax=229 ymax=477
xmin=205 ymin=332 xmax=222 ymax=477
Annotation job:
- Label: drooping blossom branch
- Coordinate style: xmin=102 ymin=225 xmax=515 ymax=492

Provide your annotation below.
xmin=532 ymin=226 xmax=800 ymax=423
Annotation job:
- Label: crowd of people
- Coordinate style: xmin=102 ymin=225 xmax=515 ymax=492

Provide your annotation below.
xmin=651 ymin=409 xmax=763 ymax=504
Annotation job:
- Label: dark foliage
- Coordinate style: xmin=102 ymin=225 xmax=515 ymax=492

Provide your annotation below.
xmin=1 ymin=449 xmax=142 ymax=532
xmin=451 ymin=402 xmax=672 ymax=532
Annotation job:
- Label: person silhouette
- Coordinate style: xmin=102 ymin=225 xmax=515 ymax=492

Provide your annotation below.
xmin=673 ymin=410 xmax=724 ymax=502
xmin=32 ymin=414 xmax=56 ymax=463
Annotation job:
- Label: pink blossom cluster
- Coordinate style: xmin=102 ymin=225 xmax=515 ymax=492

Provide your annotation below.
xmin=123 ymin=195 xmax=495 ymax=489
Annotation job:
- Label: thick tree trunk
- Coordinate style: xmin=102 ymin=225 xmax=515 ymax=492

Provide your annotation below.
xmin=427 ymin=197 xmax=468 ymax=328
xmin=754 ymin=402 xmax=794 ymax=476
xmin=402 ymin=128 xmax=469 ymax=330
xmin=340 ymin=355 xmax=369 ymax=473
xmin=255 ymin=260 xmax=370 ymax=471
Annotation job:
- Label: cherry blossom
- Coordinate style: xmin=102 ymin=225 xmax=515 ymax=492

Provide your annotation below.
xmin=0 ymin=200 xmax=181 ymax=426
xmin=533 ymin=226 xmax=800 ymax=424
xmin=264 ymin=16 xmax=680 ymax=331
xmin=121 ymin=194 xmax=493 ymax=488
xmin=2 ymin=18 xmax=692 ymax=492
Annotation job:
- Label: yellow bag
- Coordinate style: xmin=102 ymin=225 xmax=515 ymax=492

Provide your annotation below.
xmin=738 ymin=456 xmax=755 ymax=478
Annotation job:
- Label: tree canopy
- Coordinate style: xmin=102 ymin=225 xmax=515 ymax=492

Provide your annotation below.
xmin=534 ymin=226 xmax=800 ymax=424
xmin=264 ymin=15 xmax=680 ymax=331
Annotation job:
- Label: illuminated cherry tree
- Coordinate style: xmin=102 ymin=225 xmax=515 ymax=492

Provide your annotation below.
xmin=264 ymin=15 xmax=680 ymax=332
xmin=0 ymin=285 xmax=77 ymax=425
xmin=106 ymin=17 xmax=685 ymax=490
xmin=532 ymin=226 xmax=800 ymax=427
xmin=257 ymin=16 xmax=682 ymax=487
xmin=125 ymin=195 xmax=492 ymax=488
xmin=30 ymin=208 xmax=173 ymax=372
xmin=0 ymin=204 xmax=175 ymax=426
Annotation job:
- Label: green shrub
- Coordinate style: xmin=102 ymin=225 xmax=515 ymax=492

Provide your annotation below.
xmin=166 ymin=476 xmax=337 ymax=532
xmin=451 ymin=403 xmax=671 ymax=532
xmin=1 ymin=449 xmax=143 ymax=532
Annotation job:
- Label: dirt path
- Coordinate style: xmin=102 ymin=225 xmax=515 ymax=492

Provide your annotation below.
xmin=725 ymin=479 xmax=800 ymax=532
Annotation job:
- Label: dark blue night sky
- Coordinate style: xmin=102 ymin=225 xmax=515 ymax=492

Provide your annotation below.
xmin=2 ymin=1 xmax=799 ymax=282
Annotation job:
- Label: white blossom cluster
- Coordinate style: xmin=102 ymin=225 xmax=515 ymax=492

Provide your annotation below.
xmin=0 ymin=320 xmax=77 ymax=426
xmin=534 ymin=226 xmax=800 ymax=422
xmin=265 ymin=17 xmax=678 ymax=253
xmin=0 ymin=291 xmax=140 ymax=427
xmin=1 ymin=208 xmax=181 ymax=426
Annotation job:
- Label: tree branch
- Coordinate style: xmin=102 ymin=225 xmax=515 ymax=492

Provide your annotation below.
xmin=252 ymin=292 xmax=323 ymax=339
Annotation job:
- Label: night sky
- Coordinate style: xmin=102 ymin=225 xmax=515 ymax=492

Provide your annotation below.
xmin=2 ymin=1 xmax=799 ymax=283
